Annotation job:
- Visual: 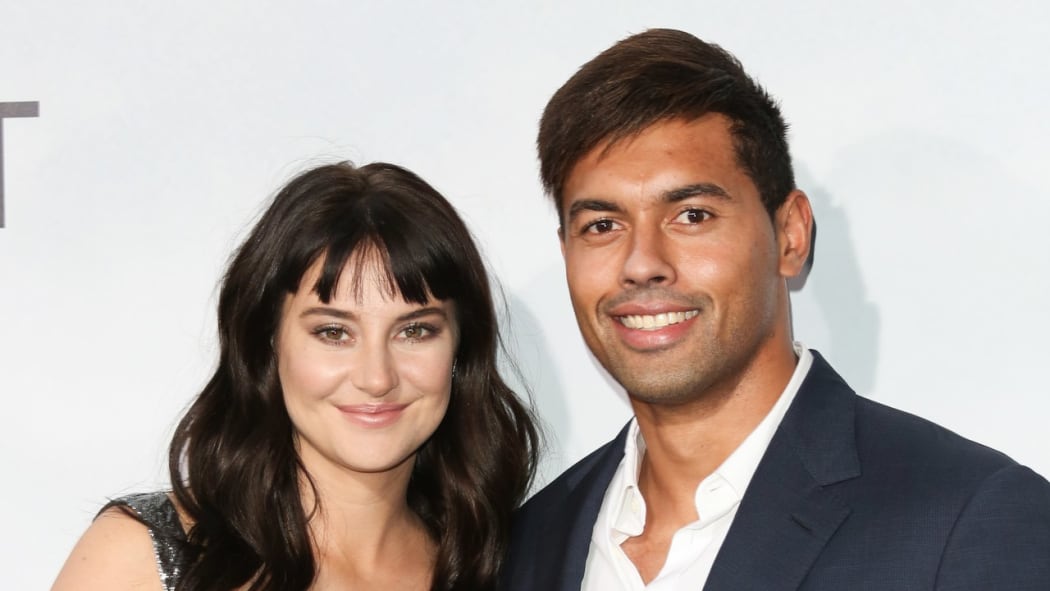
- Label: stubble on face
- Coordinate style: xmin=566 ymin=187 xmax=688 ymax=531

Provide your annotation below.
xmin=578 ymin=258 xmax=781 ymax=409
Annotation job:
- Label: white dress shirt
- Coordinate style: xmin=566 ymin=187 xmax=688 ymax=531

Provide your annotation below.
xmin=581 ymin=344 xmax=814 ymax=590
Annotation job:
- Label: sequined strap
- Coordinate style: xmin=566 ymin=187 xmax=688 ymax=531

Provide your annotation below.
xmin=102 ymin=492 xmax=187 ymax=591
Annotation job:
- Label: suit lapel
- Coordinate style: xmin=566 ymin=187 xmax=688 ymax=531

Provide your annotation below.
xmin=532 ymin=425 xmax=630 ymax=591
xmin=704 ymin=352 xmax=861 ymax=591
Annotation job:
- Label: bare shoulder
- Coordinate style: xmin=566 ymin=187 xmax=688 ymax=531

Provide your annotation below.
xmin=51 ymin=506 xmax=161 ymax=591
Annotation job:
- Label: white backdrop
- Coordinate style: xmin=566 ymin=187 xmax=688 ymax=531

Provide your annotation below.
xmin=3 ymin=1 xmax=1048 ymax=588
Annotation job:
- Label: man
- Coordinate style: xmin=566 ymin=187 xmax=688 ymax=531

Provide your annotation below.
xmin=504 ymin=29 xmax=1050 ymax=590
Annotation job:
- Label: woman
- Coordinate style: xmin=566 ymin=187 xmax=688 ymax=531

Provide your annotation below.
xmin=51 ymin=162 xmax=540 ymax=590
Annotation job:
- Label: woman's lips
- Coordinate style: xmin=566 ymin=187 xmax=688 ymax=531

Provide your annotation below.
xmin=337 ymin=403 xmax=409 ymax=427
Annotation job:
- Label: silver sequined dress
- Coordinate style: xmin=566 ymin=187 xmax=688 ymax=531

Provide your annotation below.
xmin=103 ymin=492 xmax=187 ymax=591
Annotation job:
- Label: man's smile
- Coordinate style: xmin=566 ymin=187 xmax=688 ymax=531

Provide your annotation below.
xmin=617 ymin=309 xmax=699 ymax=330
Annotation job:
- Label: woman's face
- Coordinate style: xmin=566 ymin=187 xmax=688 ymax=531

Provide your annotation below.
xmin=275 ymin=253 xmax=457 ymax=480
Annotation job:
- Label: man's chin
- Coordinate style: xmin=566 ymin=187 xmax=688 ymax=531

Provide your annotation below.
xmin=616 ymin=372 xmax=711 ymax=406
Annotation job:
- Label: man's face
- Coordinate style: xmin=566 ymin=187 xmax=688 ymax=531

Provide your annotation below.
xmin=559 ymin=114 xmax=804 ymax=406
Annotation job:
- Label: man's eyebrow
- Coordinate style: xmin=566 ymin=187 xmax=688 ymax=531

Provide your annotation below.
xmin=566 ymin=199 xmax=623 ymax=222
xmin=664 ymin=183 xmax=732 ymax=203
xmin=566 ymin=185 xmax=731 ymax=222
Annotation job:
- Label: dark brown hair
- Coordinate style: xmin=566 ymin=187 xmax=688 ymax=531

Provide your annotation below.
xmin=538 ymin=28 xmax=795 ymax=224
xmin=168 ymin=162 xmax=539 ymax=590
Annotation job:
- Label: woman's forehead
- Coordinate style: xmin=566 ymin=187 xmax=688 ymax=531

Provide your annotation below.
xmin=299 ymin=247 xmax=436 ymax=306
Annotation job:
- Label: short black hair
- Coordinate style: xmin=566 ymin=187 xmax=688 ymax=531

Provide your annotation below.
xmin=539 ymin=28 xmax=795 ymax=224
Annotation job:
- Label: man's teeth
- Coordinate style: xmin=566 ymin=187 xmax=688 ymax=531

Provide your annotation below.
xmin=619 ymin=310 xmax=699 ymax=330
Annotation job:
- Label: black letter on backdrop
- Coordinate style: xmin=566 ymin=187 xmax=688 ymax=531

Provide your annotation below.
xmin=0 ymin=101 xmax=40 ymax=228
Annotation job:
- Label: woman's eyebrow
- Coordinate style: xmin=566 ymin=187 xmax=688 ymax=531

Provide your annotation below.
xmin=397 ymin=307 xmax=448 ymax=322
xmin=299 ymin=305 xmax=448 ymax=322
xmin=300 ymin=306 xmax=356 ymax=320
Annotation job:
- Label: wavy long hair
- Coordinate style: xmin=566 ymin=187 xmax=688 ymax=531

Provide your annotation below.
xmin=168 ymin=162 xmax=539 ymax=590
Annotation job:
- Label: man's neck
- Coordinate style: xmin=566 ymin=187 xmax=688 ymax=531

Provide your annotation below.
xmin=620 ymin=341 xmax=801 ymax=584
xmin=630 ymin=339 xmax=799 ymax=515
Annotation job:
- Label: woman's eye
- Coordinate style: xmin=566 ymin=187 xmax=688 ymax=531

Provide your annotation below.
xmin=401 ymin=324 xmax=436 ymax=341
xmin=314 ymin=326 xmax=349 ymax=342
xmin=675 ymin=208 xmax=712 ymax=224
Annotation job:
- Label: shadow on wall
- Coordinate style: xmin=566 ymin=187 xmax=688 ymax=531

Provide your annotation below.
xmin=790 ymin=166 xmax=881 ymax=396
xmin=501 ymin=289 xmax=571 ymax=485
xmin=814 ymin=130 xmax=1049 ymax=410
xmin=502 ymin=257 xmax=636 ymax=484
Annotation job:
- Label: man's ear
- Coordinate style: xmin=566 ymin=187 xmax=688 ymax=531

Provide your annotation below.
xmin=776 ymin=189 xmax=814 ymax=279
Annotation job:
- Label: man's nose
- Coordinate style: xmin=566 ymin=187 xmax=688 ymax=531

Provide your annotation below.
xmin=620 ymin=225 xmax=675 ymax=287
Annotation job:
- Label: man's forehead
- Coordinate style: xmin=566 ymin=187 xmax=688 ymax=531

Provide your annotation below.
xmin=570 ymin=115 xmax=736 ymax=174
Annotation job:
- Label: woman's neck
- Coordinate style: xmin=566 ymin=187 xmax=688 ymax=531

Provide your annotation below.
xmin=298 ymin=457 xmax=435 ymax=589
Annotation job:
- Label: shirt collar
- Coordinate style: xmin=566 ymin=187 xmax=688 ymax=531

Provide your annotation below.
xmin=702 ymin=343 xmax=813 ymax=520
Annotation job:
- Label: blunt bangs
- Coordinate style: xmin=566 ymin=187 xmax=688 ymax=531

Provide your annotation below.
xmin=276 ymin=173 xmax=471 ymax=309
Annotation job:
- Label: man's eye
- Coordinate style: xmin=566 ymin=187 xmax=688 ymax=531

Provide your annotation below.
xmin=583 ymin=219 xmax=618 ymax=234
xmin=675 ymin=208 xmax=712 ymax=224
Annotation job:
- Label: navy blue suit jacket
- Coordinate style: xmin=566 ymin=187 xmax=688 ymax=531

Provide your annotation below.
xmin=504 ymin=351 xmax=1050 ymax=590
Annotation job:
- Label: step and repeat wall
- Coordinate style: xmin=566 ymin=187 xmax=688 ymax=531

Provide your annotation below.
xmin=3 ymin=1 xmax=1048 ymax=587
